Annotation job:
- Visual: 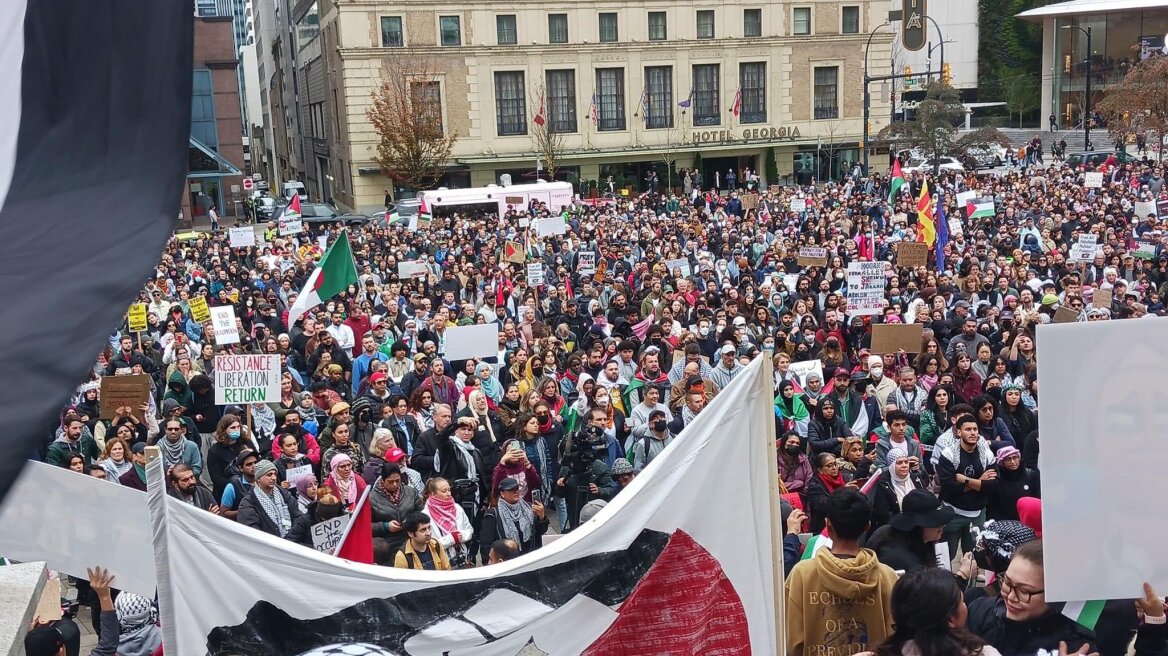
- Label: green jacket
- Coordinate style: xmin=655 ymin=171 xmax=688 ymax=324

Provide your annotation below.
xmin=46 ymin=430 xmax=100 ymax=468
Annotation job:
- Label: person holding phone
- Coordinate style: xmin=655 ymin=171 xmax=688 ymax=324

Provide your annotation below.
xmin=478 ymin=478 xmax=548 ymax=563
xmin=491 ymin=439 xmax=542 ymax=504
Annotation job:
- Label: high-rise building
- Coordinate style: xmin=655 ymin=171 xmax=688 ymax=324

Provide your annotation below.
xmin=310 ymin=0 xmax=893 ymax=213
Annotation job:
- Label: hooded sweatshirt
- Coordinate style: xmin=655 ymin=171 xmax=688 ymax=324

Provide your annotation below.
xmin=785 ymin=547 xmax=898 ymax=656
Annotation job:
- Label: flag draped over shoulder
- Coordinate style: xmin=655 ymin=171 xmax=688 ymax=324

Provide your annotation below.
xmin=0 ymin=0 xmax=192 ymax=503
xmin=916 ymin=180 xmax=936 ymax=247
xmin=147 ymin=357 xmax=783 ymax=655
xmin=287 ymin=231 xmax=359 ymax=326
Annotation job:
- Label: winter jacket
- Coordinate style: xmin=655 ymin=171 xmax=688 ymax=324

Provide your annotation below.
xmin=986 ymin=466 xmax=1040 ymax=521
xmin=369 ymin=481 xmax=423 ymax=553
xmin=979 ymin=417 xmax=1016 ymax=447
xmin=779 ymin=453 xmax=814 ymax=495
xmin=237 ymin=486 xmax=303 ymax=538
xmin=187 ymin=374 xmax=220 ymax=433
xmin=785 ymin=547 xmax=898 ymax=656
xmin=808 ymin=415 xmax=853 ymax=455
xmin=163 ymin=370 xmax=194 ymax=411
xmin=393 ymin=538 xmax=452 ymax=570
xmin=477 ymin=503 xmax=549 ymax=562
xmin=45 ymin=428 xmax=100 ymax=468
xmin=868 ymin=468 xmax=929 ymax=530
xmin=967 ymin=598 xmax=1096 ymax=656
xmin=864 ymin=523 xmax=935 ymax=573
xmin=383 ymin=414 xmax=422 ymax=458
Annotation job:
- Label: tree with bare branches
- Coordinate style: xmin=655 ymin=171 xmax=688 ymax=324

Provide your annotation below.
xmin=1097 ymin=55 xmax=1168 ymax=159
xmin=367 ymin=58 xmax=458 ymax=192
xmin=529 ymin=82 xmax=563 ymax=181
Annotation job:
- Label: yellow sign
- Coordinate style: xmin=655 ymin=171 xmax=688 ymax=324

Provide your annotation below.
xmin=127 ymin=304 xmax=148 ymax=332
xmin=189 ymin=295 xmax=211 ymax=324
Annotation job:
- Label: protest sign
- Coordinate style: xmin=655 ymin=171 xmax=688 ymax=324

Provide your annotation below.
xmin=577 ymin=251 xmax=596 ymax=275
xmin=1037 ymin=319 xmax=1168 ymax=601
xmin=1083 ymin=172 xmax=1103 ymax=188
xmin=1069 ymin=234 xmax=1098 ymax=263
xmin=189 ymin=295 xmax=211 ymax=323
xmin=527 ymin=262 xmax=545 ymax=285
xmin=954 ymin=190 xmax=976 ymax=207
xmin=444 ymin=324 xmax=500 ymax=361
xmin=317 ymin=235 xmax=328 ymax=252
xmin=1052 ymin=306 xmax=1079 ymax=324
xmin=797 ymin=246 xmax=828 ymax=267
xmin=1158 ymin=199 xmax=1168 ymax=220
xmin=310 ymin=515 xmax=347 ymax=553
xmin=871 ymin=324 xmax=924 ymax=354
xmin=127 ymin=303 xmax=148 ymax=332
xmin=536 ymin=217 xmax=567 ymax=237
xmin=229 ymin=226 xmax=256 ymax=248
xmin=1135 ymin=201 xmax=1157 ymax=221
xmin=99 ymin=374 xmax=152 ymax=420
xmin=789 ymin=198 xmax=807 ymax=213
xmin=1133 ymin=241 xmax=1158 ymax=260
xmin=665 ymin=258 xmax=691 ymax=277
xmin=396 ymin=261 xmax=428 ymax=279
xmin=517 ymin=216 xmax=530 ymax=228
xmin=947 ymin=216 xmax=964 ymax=237
xmin=788 ymin=360 xmax=824 ymax=389
xmin=1092 ymin=288 xmax=1112 ymax=309
xmin=846 ymin=261 xmax=885 ymax=316
xmin=210 ymin=305 xmax=240 ymax=345
xmin=214 ymin=354 xmax=282 ymax=404
xmin=895 ymin=242 xmax=929 ymax=268
xmin=741 ymin=194 xmax=758 ymax=210
xmin=278 ymin=218 xmax=303 ymax=236
xmin=503 ymin=240 xmax=526 ymax=265
xmin=284 ymin=465 xmax=312 ymax=486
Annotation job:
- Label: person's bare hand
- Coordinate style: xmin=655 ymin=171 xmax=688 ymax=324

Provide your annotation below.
xmin=980 ymin=469 xmax=998 ymax=481
xmin=845 ymin=480 xmax=861 ymax=489
xmin=1137 ymin=582 xmax=1165 ymax=619
xmin=209 ymin=504 xmax=222 ymax=515
xmin=958 ymin=552 xmax=977 ymax=580
xmin=532 ymin=501 xmax=545 ymax=520
xmin=87 ymin=566 xmax=115 ymax=597
xmin=389 ymin=520 xmax=402 ymax=532
xmin=588 ymin=483 xmax=599 ymax=495
xmin=865 ymin=451 xmax=877 ymax=462
xmin=786 ymin=509 xmax=807 ymax=535
xmin=1058 ymin=641 xmax=1098 ymax=656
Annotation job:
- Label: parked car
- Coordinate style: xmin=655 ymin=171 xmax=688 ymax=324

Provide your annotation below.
xmin=254 ymin=196 xmax=281 ymax=220
xmin=903 ymin=157 xmax=966 ymax=174
xmin=962 ymin=146 xmax=1004 ymax=170
xmin=1064 ymin=150 xmax=1138 ymax=169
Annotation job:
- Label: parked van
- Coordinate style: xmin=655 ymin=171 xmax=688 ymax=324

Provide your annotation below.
xmin=282 ymin=181 xmax=308 ymax=202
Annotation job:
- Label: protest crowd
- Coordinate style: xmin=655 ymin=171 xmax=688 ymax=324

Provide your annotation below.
xmin=29 ymin=147 xmax=1168 ymax=656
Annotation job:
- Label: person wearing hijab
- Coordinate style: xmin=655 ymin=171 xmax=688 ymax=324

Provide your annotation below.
xmin=800 ymin=371 xmax=826 ymax=412
xmin=476 ymin=362 xmax=503 ymax=406
xmin=323 ymin=452 xmax=367 ymax=512
xmin=985 ymin=446 xmax=1040 ymax=521
xmin=870 ymin=447 xmax=929 ymax=530
xmin=775 ymin=379 xmax=810 ymax=436
xmin=807 ymin=396 xmax=853 ymax=456
xmin=497 ymin=383 xmax=523 ymax=432
xmin=778 ymin=432 xmax=813 ymax=498
xmin=288 ymin=489 xmax=347 ymax=548
xmin=292 ymin=473 xmax=318 ymax=514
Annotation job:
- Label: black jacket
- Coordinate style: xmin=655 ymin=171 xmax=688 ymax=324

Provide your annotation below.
xmin=435 ymin=425 xmax=490 ymax=505
xmin=287 ymin=502 xmax=332 ymax=548
xmin=864 ymin=523 xmax=935 ymax=573
xmin=412 ymin=426 xmax=443 ymax=477
xmin=987 ymin=466 xmax=1040 ymax=521
xmin=803 ymin=474 xmax=838 ymax=535
xmin=477 ymin=504 xmax=549 ymax=562
xmin=869 ymin=469 xmax=929 ymax=530
xmin=237 ymin=486 xmax=303 ymax=538
xmin=808 ymin=415 xmax=852 ymax=455
xmin=168 ymin=483 xmax=217 ymax=510
xmin=967 ymin=597 xmax=1096 ymax=656
xmin=368 ymin=481 xmax=423 ymax=554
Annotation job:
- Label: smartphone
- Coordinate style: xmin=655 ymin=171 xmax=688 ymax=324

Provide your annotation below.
xmin=532 ymin=490 xmax=543 ymax=505
xmin=863 ymin=441 xmax=877 ymax=454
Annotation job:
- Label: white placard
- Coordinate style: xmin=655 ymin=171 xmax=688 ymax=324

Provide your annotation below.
xmin=210 ymin=305 xmax=240 ymax=345
xmin=665 ymin=257 xmax=691 ymax=277
xmin=1069 ymin=234 xmax=1099 ymax=263
xmin=846 ymin=261 xmax=886 ymax=317
xmin=1084 ymin=171 xmax=1104 ymax=188
xmin=285 ymin=464 xmax=312 ymax=485
xmin=317 ymin=235 xmax=328 ymax=251
xmin=213 ymin=354 xmax=282 ymax=404
xmin=397 ymin=261 xmax=428 ymax=279
xmin=790 ymin=198 xmax=807 ymax=213
xmin=954 ymin=190 xmax=977 ymax=207
xmin=934 ymin=541 xmax=952 ymax=571
xmin=310 ymin=515 xmax=347 ymax=553
xmin=788 ymin=360 xmax=824 ymax=389
xmin=279 ymin=218 xmax=304 ymax=235
xmin=444 ymin=323 xmax=501 ymax=361
xmin=229 ymin=226 xmax=256 ymax=248
xmin=948 ymin=217 xmax=964 ymax=236
xmin=1136 ymin=201 xmax=1157 ymax=221
xmin=1037 ymin=319 xmax=1168 ymax=602
xmin=527 ymin=262 xmax=545 ymax=285
xmin=578 ymin=251 xmax=596 ymax=275
xmin=518 ymin=216 xmax=530 ymax=228
xmin=536 ymin=217 xmax=567 ymax=237
xmin=0 ymin=462 xmax=156 ymax=596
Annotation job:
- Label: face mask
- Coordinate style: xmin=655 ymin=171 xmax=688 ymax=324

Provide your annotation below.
xmin=228 ymin=429 xmax=241 ymax=441
xmin=717 ymin=323 xmax=726 ymax=332
xmin=596 ymin=394 xmax=610 ymax=407
xmin=652 ymin=419 xmax=668 ymax=432
xmin=870 ymin=367 xmax=883 ymax=379
xmin=785 ymin=444 xmax=801 ymax=454
xmin=835 ymin=271 xmax=845 ymax=279
xmin=764 ymin=342 xmax=775 ymax=350
xmin=699 ymin=326 xmax=710 ymax=336
xmin=532 ymin=367 xmax=544 ymax=377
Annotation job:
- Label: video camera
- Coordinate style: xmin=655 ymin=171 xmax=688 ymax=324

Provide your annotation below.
xmin=562 ymin=425 xmax=605 ymax=478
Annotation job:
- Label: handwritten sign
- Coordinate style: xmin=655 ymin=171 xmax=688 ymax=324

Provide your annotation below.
xmin=665 ymin=258 xmax=691 ymax=277
xmin=896 ymin=242 xmax=929 ymax=268
xmin=99 ymin=375 xmax=152 ymax=421
xmin=741 ymin=194 xmax=759 ymax=210
xmin=229 ymin=226 xmax=256 ymax=248
xmin=790 ymin=198 xmax=807 ymax=213
xmin=279 ymin=218 xmax=303 ymax=236
xmin=213 ymin=354 xmax=282 ymax=404
xmin=797 ymin=246 xmax=828 ymax=267
xmin=846 ymin=261 xmax=886 ymax=317
xmin=189 ymin=295 xmax=211 ymax=324
xmin=210 ymin=305 xmax=240 ymax=345
xmin=284 ymin=464 xmax=312 ymax=486
xmin=127 ymin=304 xmax=148 ymax=332
xmin=396 ymin=261 xmax=428 ymax=279
xmin=577 ymin=251 xmax=596 ymax=275
xmin=310 ymin=515 xmax=347 ymax=553
xmin=1084 ymin=172 xmax=1103 ymax=189
xmin=526 ymin=262 xmax=545 ymax=286
xmin=1092 ymin=288 xmax=1112 ymax=309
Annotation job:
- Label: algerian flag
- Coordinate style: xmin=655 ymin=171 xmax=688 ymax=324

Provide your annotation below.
xmin=287 ymin=230 xmax=359 ymax=326
xmin=1062 ymin=600 xmax=1106 ymax=630
xmin=966 ymin=200 xmax=995 ymax=219
xmin=801 ymin=531 xmax=832 ymax=560
xmin=622 ymin=377 xmax=646 ymax=413
xmin=888 ymin=159 xmax=905 ymax=205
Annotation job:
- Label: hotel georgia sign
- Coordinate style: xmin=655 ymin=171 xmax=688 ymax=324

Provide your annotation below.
xmin=691 ymin=126 xmax=803 ymax=143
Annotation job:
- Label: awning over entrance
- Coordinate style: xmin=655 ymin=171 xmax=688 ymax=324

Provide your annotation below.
xmin=188 ymin=136 xmax=241 ymax=178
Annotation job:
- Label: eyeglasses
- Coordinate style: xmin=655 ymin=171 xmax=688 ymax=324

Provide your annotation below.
xmin=1000 ymin=574 xmax=1043 ymax=603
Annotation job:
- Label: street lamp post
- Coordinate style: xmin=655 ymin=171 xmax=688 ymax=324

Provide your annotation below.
xmin=1062 ymin=24 xmax=1093 ymax=151
xmin=863 ymin=23 xmax=891 ymax=174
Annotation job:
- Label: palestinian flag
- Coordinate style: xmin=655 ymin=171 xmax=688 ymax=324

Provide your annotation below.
xmin=285 ymin=193 xmax=302 ymax=218
xmin=503 ymin=240 xmax=525 ymax=264
xmin=561 ymin=403 xmax=582 ymax=436
xmin=1062 ymin=600 xmax=1106 ymax=630
xmin=288 ymin=230 xmax=359 ymax=326
xmin=966 ymin=200 xmax=995 ymax=219
xmin=0 ymin=0 xmax=192 ymax=504
xmin=418 ymin=196 xmax=432 ymax=222
xmin=801 ymin=531 xmax=832 ymax=560
xmin=888 ymin=159 xmax=906 ymax=204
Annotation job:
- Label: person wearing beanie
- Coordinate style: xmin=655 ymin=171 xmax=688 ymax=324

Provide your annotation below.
xmin=985 ymin=445 xmax=1040 ymax=521
xmin=237 ymin=457 xmax=303 ymax=538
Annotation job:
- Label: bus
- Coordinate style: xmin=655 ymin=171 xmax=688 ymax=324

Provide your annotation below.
xmin=418 ymin=181 xmax=573 ymax=218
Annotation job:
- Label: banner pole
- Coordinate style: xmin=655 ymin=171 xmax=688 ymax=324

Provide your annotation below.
xmin=762 ymin=356 xmax=787 ymax=654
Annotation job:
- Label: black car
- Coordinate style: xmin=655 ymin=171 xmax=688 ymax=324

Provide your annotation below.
xmin=1064 ymin=150 xmax=1138 ymax=169
xmin=254 ymin=196 xmax=281 ymax=220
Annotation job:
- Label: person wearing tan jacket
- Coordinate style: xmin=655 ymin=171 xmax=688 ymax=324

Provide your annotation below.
xmin=393 ymin=511 xmax=452 ymax=570
xmin=786 ymin=488 xmax=899 ymax=656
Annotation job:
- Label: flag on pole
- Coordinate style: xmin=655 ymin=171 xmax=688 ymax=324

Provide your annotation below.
xmin=916 ymin=181 xmax=936 ymax=247
xmin=287 ymin=231 xmax=359 ymax=326
xmin=0 ymin=0 xmax=193 ymax=504
xmin=589 ymin=93 xmax=599 ymax=125
xmin=533 ymin=90 xmax=546 ymax=127
xmin=333 ymin=485 xmax=373 ymax=564
xmin=759 ymin=201 xmax=771 ymax=221
xmin=730 ymin=87 xmax=743 ymax=117
xmin=285 ymin=193 xmax=302 ymax=218
xmin=678 ymin=87 xmax=693 ymax=109
xmin=639 ymin=87 xmax=650 ymax=125
xmin=936 ymin=194 xmax=950 ymax=272
xmin=888 ymin=159 xmax=906 ymax=204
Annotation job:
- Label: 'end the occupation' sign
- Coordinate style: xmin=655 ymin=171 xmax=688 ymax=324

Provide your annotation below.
xmin=214 ymin=354 xmax=282 ymax=405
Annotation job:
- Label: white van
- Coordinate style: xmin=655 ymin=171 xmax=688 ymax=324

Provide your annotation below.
xmin=419 ymin=181 xmax=573 ymax=218
xmin=282 ymin=181 xmax=308 ymax=202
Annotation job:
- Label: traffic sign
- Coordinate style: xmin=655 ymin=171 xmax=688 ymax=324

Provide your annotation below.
xmin=242 ymin=177 xmax=254 ymax=191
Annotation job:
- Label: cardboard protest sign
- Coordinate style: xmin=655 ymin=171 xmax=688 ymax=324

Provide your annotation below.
xmin=846 ymin=261 xmax=885 ymax=317
xmin=1083 ymin=172 xmax=1104 ymax=189
xmin=797 ymin=246 xmax=828 ymax=267
xmin=210 ymin=305 xmax=240 ymax=345
xmin=1092 ymin=288 xmax=1112 ymax=309
xmin=100 ymin=374 xmax=152 ymax=421
xmin=396 ymin=261 xmax=428 ymax=279
xmin=503 ymin=241 xmax=526 ymax=265
xmin=526 ymin=262 xmax=545 ymax=285
xmin=213 ymin=354 xmax=282 ymax=404
xmin=444 ymin=324 xmax=500 ymax=361
xmin=1052 ymin=306 xmax=1079 ymax=324
xmin=127 ymin=304 xmax=148 ymax=332
xmin=229 ymin=226 xmax=256 ymax=248
xmin=310 ymin=515 xmax=347 ymax=553
xmin=895 ymin=242 xmax=929 ymax=268
xmin=278 ymin=218 xmax=303 ymax=236
xmin=189 ymin=295 xmax=211 ymax=323
xmin=741 ymin=194 xmax=758 ymax=210
xmin=577 ymin=251 xmax=596 ymax=275
xmin=871 ymin=324 xmax=924 ymax=354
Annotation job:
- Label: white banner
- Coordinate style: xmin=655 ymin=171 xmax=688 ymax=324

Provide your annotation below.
xmin=1038 ymin=320 xmax=1168 ymax=602
xmin=397 ymin=261 xmax=428 ymax=279
xmin=214 ymin=354 xmax=282 ymax=405
xmin=229 ymin=226 xmax=256 ymax=248
xmin=210 ymin=305 xmax=240 ymax=345
xmin=146 ymin=358 xmax=781 ymax=654
xmin=444 ymin=323 xmax=500 ymax=361
xmin=527 ymin=262 xmax=545 ymax=285
xmin=846 ymin=261 xmax=885 ymax=316
xmin=279 ymin=218 xmax=304 ymax=236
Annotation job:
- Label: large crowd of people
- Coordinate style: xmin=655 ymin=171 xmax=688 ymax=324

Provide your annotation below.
xmin=28 ymin=145 xmax=1168 ymax=655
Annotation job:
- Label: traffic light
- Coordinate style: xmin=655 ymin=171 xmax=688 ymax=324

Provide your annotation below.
xmin=942 ymin=63 xmax=952 ymax=85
